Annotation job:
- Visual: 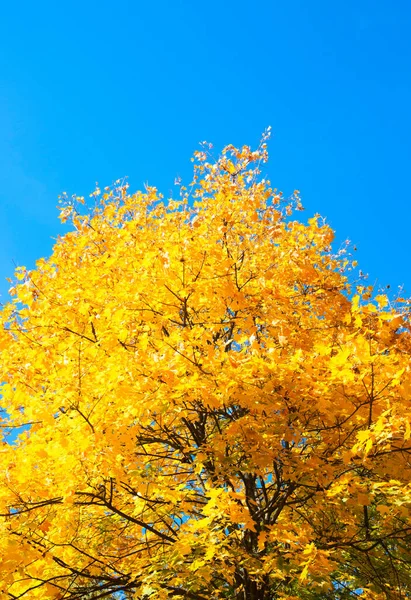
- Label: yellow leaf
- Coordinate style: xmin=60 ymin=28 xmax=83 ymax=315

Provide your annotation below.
xmin=357 ymin=493 xmax=370 ymax=506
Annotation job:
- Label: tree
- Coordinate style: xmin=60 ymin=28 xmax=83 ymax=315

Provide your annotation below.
xmin=0 ymin=134 xmax=411 ymax=600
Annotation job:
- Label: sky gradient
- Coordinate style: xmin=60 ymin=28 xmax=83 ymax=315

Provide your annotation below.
xmin=1 ymin=0 xmax=410 ymax=301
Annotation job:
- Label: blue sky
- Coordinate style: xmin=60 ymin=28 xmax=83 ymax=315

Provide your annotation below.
xmin=1 ymin=0 xmax=410 ymax=301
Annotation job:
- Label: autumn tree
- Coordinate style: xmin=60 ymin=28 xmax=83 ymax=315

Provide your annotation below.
xmin=1 ymin=133 xmax=411 ymax=600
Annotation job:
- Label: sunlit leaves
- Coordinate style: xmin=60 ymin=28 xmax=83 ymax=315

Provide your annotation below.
xmin=0 ymin=136 xmax=410 ymax=599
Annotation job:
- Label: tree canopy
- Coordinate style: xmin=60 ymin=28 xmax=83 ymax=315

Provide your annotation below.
xmin=1 ymin=136 xmax=411 ymax=599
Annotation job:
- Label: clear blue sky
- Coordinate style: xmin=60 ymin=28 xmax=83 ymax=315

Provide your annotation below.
xmin=1 ymin=0 xmax=410 ymax=301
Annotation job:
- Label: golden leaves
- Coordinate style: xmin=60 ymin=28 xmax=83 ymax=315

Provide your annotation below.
xmin=0 ymin=139 xmax=410 ymax=599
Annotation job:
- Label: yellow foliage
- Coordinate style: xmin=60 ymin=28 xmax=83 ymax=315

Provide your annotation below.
xmin=0 ymin=136 xmax=411 ymax=599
